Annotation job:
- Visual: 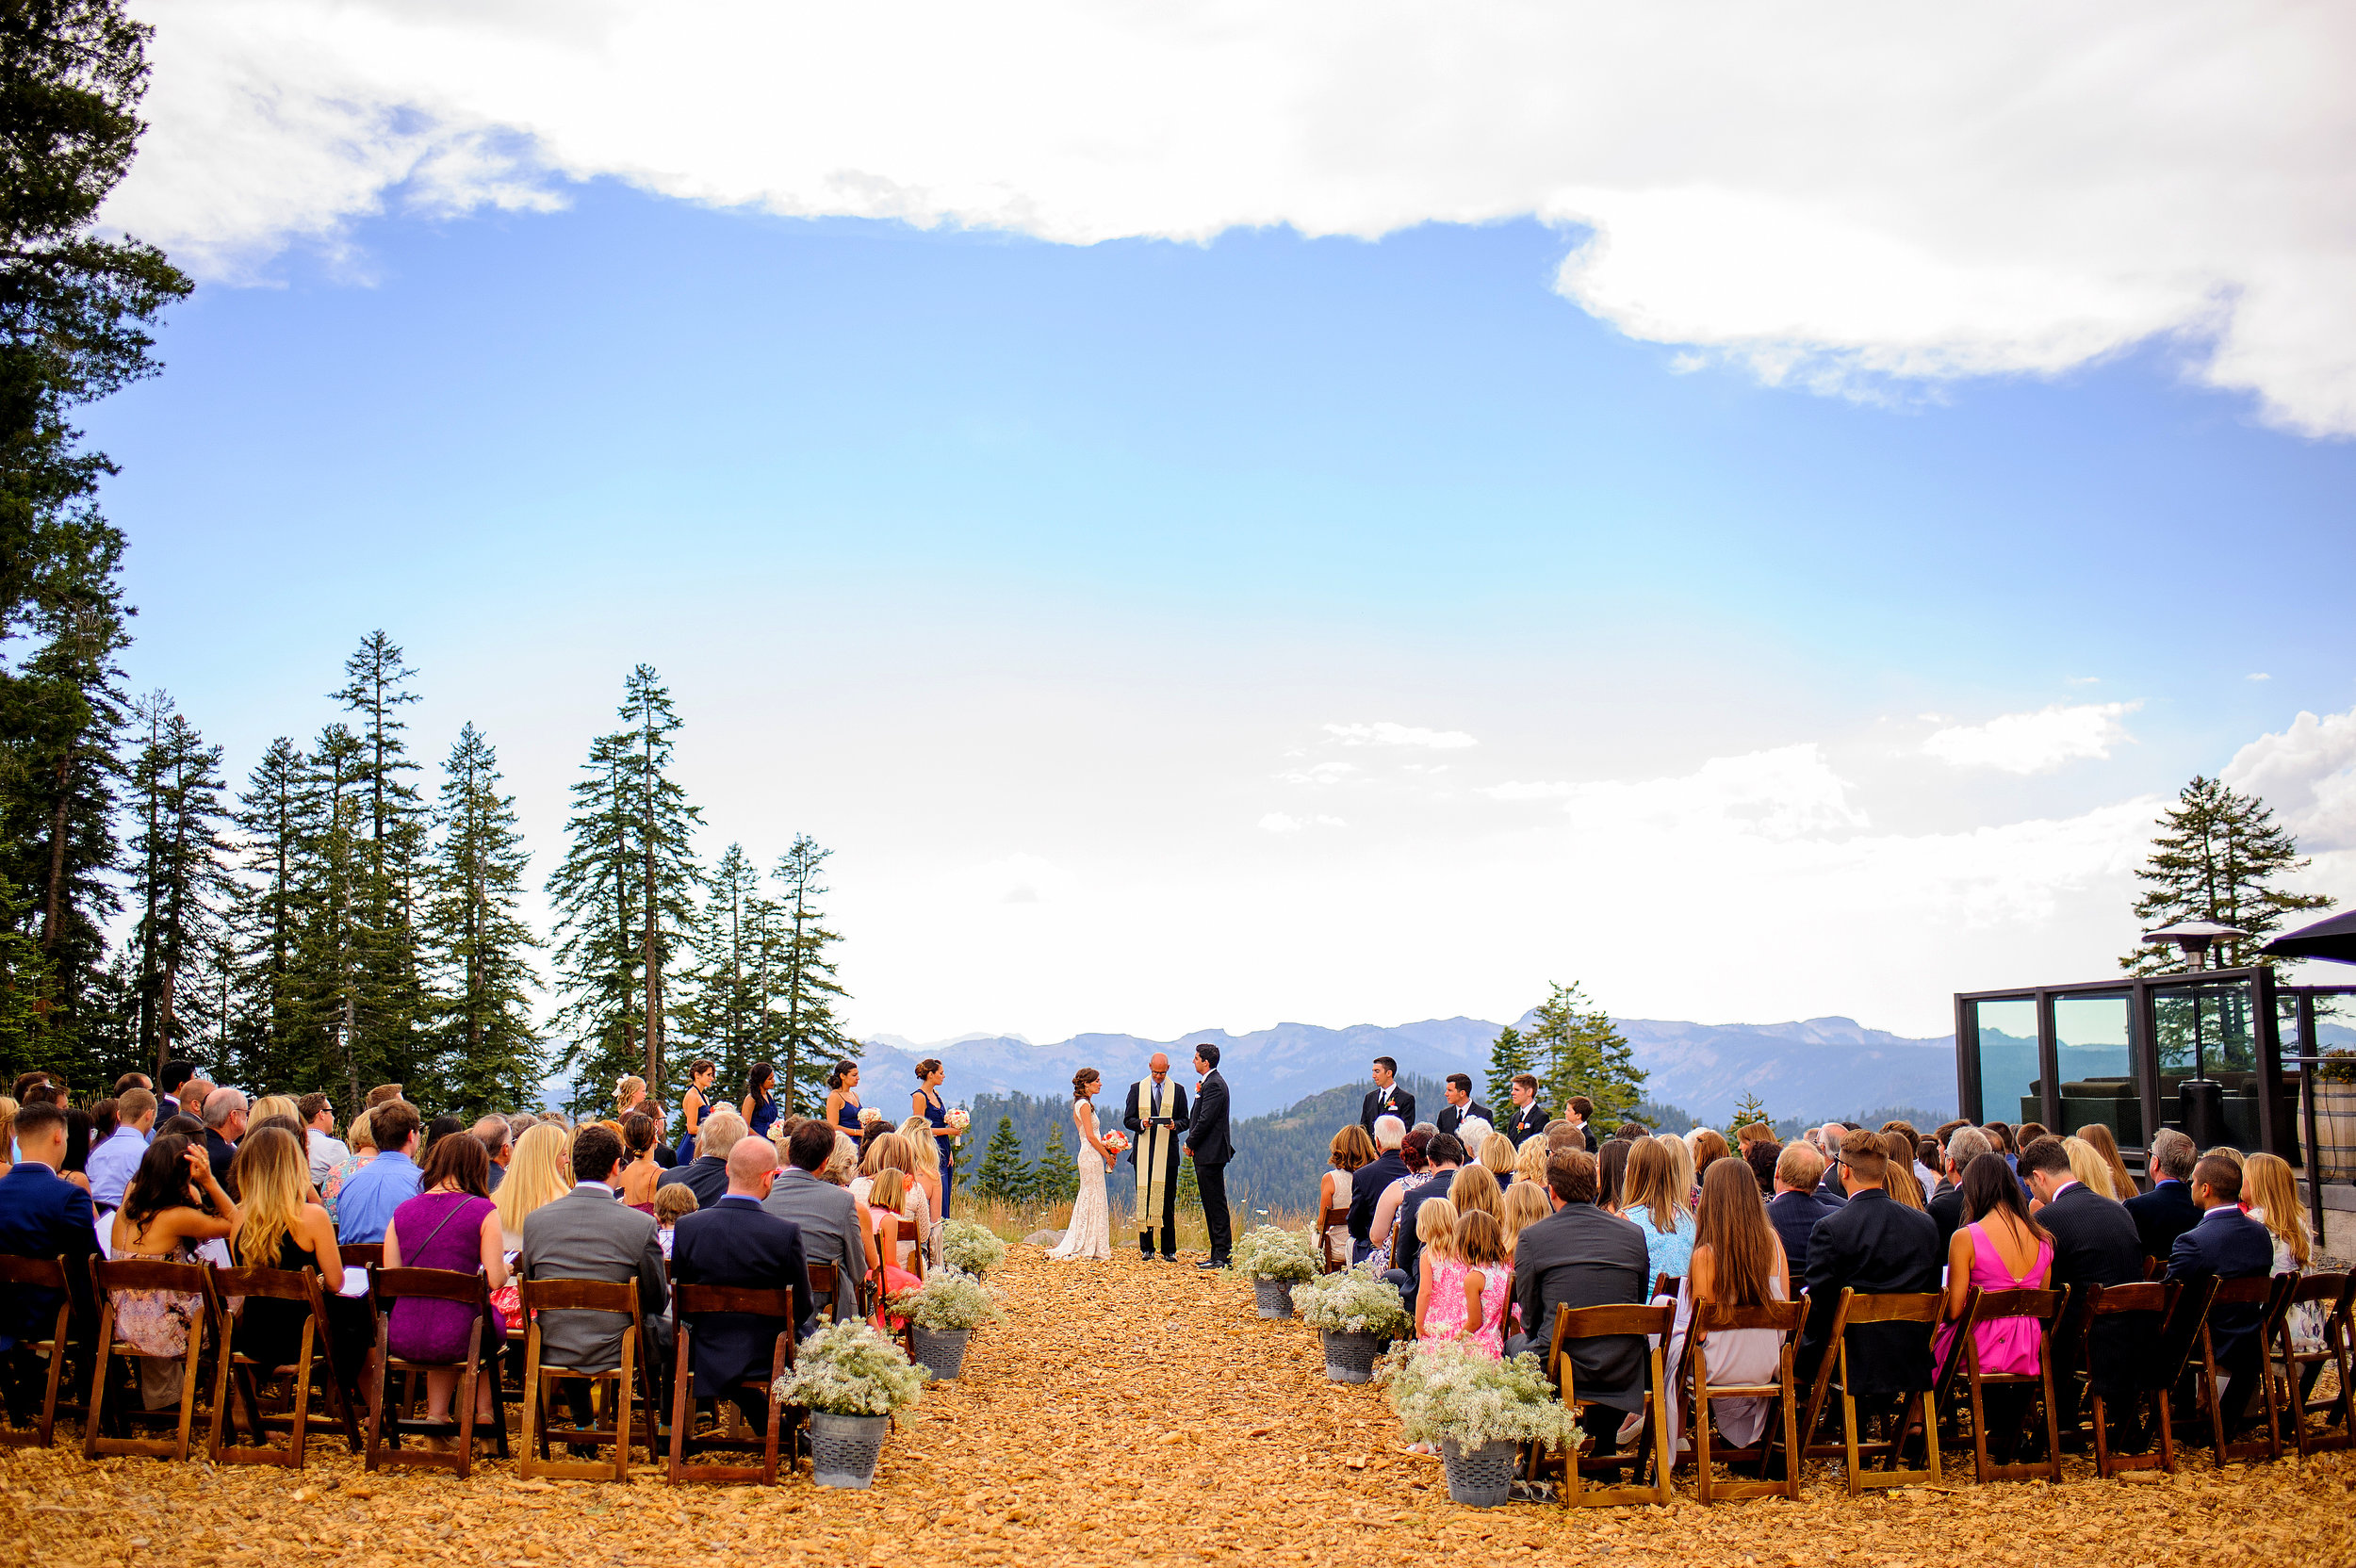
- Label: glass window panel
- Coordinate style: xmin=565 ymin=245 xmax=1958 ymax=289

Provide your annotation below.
xmin=2153 ymin=979 xmax=2262 ymax=1152
xmin=1973 ymin=998 xmax=2041 ymax=1130
xmin=2053 ymin=994 xmax=2140 ymax=1151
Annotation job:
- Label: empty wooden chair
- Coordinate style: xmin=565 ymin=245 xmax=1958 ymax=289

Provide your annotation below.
xmin=2073 ymin=1278 xmax=2196 ymax=1478
xmin=85 ymin=1256 xmax=212 ymax=1461
xmin=0 ymin=1255 xmax=81 ymax=1447
xmin=516 ymin=1278 xmax=656 ymax=1481
xmin=204 ymin=1264 xmax=361 ymax=1467
xmin=1941 ymin=1286 xmax=2067 ymax=1484
xmin=1795 ymin=1289 xmax=1944 ymax=1496
xmin=1526 ymin=1301 xmax=1676 ymax=1508
xmin=668 ymin=1283 xmax=797 ymax=1485
xmin=1688 ymin=1298 xmax=1804 ymax=1503
xmin=2272 ymin=1270 xmax=2354 ymax=1456
xmin=2192 ymin=1273 xmax=2292 ymax=1464
xmin=365 ymin=1266 xmax=507 ymax=1478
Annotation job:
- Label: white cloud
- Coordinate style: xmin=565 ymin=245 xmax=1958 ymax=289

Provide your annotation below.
xmin=1280 ymin=760 xmax=1357 ymax=786
xmin=109 ymin=0 xmax=2356 ymax=433
xmin=2222 ymin=704 xmax=2356 ymax=852
xmin=1922 ymin=702 xmax=2137 ymax=774
xmin=2249 ymin=673 xmax=2272 ymax=681
xmin=1323 ymin=722 xmax=1477 ymax=749
xmin=1258 ymin=811 xmax=1344 ymax=834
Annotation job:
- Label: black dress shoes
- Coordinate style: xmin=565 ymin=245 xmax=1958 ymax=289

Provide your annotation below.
xmin=1196 ymin=1257 xmax=1226 ymax=1270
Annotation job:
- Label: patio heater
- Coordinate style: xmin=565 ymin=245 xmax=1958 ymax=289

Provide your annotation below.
xmin=2141 ymin=919 xmax=2250 ymax=1149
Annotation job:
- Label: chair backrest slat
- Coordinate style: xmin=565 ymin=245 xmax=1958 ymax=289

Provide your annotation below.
xmin=1967 ymin=1287 xmax=2065 ymax=1323
xmin=1840 ymin=1291 xmax=1942 ymax=1326
xmin=338 ymin=1244 xmax=385 ymax=1271
xmin=677 ymin=1283 xmax=794 ymax=1318
xmin=2286 ymin=1269 xmax=2348 ymax=1306
xmin=1555 ymin=1302 xmax=1672 ymax=1340
xmin=208 ymin=1265 xmax=319 ymax=1304
xmin=2209 ymin=1275 xmax=2275 ymax=1307
xmin=2087 ymin=1280 xmax=2172 ymax=1316
xmin=1697 ymin=1299 xmax=1805 ymax=1335
xmin=519 ymin=1278 xmax=638 ymax=1315
xmin=0 ymin=1254 xmax=67 ymax=1290
xmin=370 ymin=1266 xmax=489 ymax=1307
xmin=92 ymin=1257 xmax=209 ymax=1294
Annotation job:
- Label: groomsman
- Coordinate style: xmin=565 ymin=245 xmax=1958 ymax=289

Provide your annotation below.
xmin=1359 ymin=1058 xmax=1415 ymax=1142
xmin=1434 ymin=1074 xmax=1493 ymax=1143
xmin=1504 ymin=1074 xmax=1547 ymax=1144
xmin=1186 ymin=1045 xmax=1234 ymax=1269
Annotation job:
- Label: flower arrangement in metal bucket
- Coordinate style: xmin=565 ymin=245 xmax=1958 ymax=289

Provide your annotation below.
xmin=1228 ymin=1224 xmax=1321 ymax=1283
xmin=1376 ymin=1340 xmax=1581 ymax=1449
xmin=772 ymin=1319 xmax=929 ymax=1417
xmin=1290 ymin=1264 xmax=1410 ymax=1337
xmin=889 ymin=1268 xmax=1005 ymax=1332
xmin=940 ymin=1217 xmax=1009 ymax=1275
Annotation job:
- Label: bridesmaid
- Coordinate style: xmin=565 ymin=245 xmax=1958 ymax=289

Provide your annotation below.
xmin=825 ymin=1061 xmax=863 ymax=1135
xmin=913 ymin=1058 xmax=955 ymax=1215
xmin=678 ymin=1058 xmax=716 ymax=1164
xmin=740 ymin=1061 xmax=779 ymax=1144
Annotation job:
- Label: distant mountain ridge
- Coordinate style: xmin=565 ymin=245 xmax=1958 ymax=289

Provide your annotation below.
xmin=854 ymin=1013 xmax=1960 ymax=1125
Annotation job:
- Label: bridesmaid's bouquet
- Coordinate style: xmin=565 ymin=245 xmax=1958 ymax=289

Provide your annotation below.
xmin=945 ymin=1107 xmax=971 ymax=1135
xmin=1100 ymin=1130 xmax=1130 ymax=1155
xmin=858 ymin=1105 xmax=884 ymax=1129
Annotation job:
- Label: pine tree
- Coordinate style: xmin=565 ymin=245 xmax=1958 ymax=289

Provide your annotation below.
xmin=1525 ymin=981 xmax=1647 ymax=1127
xmin=1724 ymin=1091 xmax=1773 ymax=1141
xmin=2121 ymin=776 xmax=2333 ymax=974
xmin=772 ymin=834 xmax=849 ymax=1114
xmin=619 ymin=666 xmax=700 ymax=1097
xmin=424 ymin=724 xmax=541 ymax=1115
xmin=1031 ymin=1123 xmax=1079 ymax=1206
xmin=679 ymin=844 xmax=768 ymax=1098
xmin=1485 ymin=1022 xmax=1534 ymax=1109
xmin=976 ymin=1116 xmax=1030 ymax=1204
xmin=333 ymin=631 xmax=429 ymax=1086
xmin=292 ymin=725 xmax=370 ymax=1102
xmin=123 ymin=693 xmax=228 ymax=1073
xmin=223 ymin=738 xmax=311 ymax=1092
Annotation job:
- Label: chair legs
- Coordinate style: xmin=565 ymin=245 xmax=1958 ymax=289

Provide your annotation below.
xmin=84 ymin=1304 xmax=207 ymax=1462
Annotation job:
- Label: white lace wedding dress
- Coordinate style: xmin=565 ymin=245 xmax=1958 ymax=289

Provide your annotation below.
xmin=1046 ymin=1100 xmax=1113 ymax=1261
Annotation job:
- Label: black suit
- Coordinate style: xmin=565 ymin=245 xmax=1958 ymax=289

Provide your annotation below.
xmin=205 ymin=1130 xmax=238 ymax=1186
xmin=1359 ymin=1086 xmax=1415 ymax=1143
xmin=1767 ymin=1189 xmax=1842 ymax=1283
xmin=1122 ymin=1076 xmax=1190 ymax=1258
xmin=1434 ymin=1101 xmax=1494 ymax=1145
xmin=2123 ymin=1180 xmax=2201 ymax=1265
xmin=1926 ymin=1179 xmax=1965 ymax=1253
xmin=1798 ymin=1188 xmax=1941 ymax=1396
xmin=0 ymin=1163 xmax=100 ymax=1422
xmin=1506 ymin=1201 xmax=1651 ymax=1432
xmin=670 ymin=1196 xmax=815 ymax=1422
xmin=2035 ymin=1181 xmax=2150 ymax=1419
xmin=1186 ymin=1070 xmax=1233 ymax=1263
xmin=1349 ymin=1152 xmax=1407 ymax=1255
xmin=2166 ymin=1206 xmax=2275 ymax=1432
xmin=1504 ymin=1101 xmax=1548 ymax=1144
xmin=658 ymin=1154 xmax=733 ymax=1209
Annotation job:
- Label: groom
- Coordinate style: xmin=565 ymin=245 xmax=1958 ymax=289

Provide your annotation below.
xmin=1124 ymin=1054 xmax=1189 ymax=1261
xmin=1186 ymin=1043 xmax=1234 ymax=1269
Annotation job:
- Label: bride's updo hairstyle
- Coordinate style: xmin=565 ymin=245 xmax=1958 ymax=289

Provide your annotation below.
xmin=1072 ymin=1070 xmax=1100 ymax=1101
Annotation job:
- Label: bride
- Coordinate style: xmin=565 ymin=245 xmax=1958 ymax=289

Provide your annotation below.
xmin=1046 ymin=1069 xmax=1117 ymax=1261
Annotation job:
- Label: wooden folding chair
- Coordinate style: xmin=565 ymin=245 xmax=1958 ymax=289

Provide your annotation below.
xmin=2273 ymin=1271 xmax=2354 ymax=1456
xmin=84 ymin=1256 xmax=210 ymax=1461
xmin=2193 ymin=1273 xmax=2292 ymax=1464
xmin=517 ymin=1278 xmax=657 ymax=1481
xmin=668 ymin=1284 xmax=797 ymax=1484
xmin=1317 ymin=1200 xmax=1350 ymax=1274
xmin=0 ymin=1256 xmax=81 ymax=1447
xmin=1526 ymin=1301 xmax=1676 ymax=1508
xmin=807 ymin=1261 xmax=866 ymax=1324
xmin=204 ymin=1265 xmax=362 ymax=1467
xmin=338 ymin=1244 xmax=385 ymax=1273
xmin=365 ymin=1266 xmax=507 ymax=1477
xmin=2073 ymin=1279 xmax=2191 ymax=1478
xmin=1689 ymin=1298 xmax=1804 ymax=1503
xmin=1796 ymin=1289 xmax=1943 ymax=1495
xmin=1943 ymin=1286 xmax=2066 ymax=1483
xmin=878 ymin=1217 xmax=924 ymax=1360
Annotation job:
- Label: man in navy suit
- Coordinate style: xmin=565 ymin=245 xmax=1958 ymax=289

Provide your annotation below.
xmin=1767 ymin=1141 xmax=1842 ymax=1286
xmin=1433 ymin=1075 xmax=1494 ymax=1145
xmin=670 ymin=1138 xmax=815 ymax=1426
xmin=2018 ymin=1135 xmax=2148 ymax=1444
xmin=1503 ymin=1074 xmax=1547 ymax=1144
xmin=0 ymin=1102 xmax=101 ymax=1425
xmin=2124 ymin=1129 xmax=2201 ymax=1265
xmin=2165 ymin=1152 xmax=2275 ymax=1440
xmin=1358 ymin=1057 xmax=1415 ymax=1146
xmin=1797 ymin=1130 xmax=1940 ymax=1400
xmin=1186 ymin=1044 xmax=1234 ymax=1268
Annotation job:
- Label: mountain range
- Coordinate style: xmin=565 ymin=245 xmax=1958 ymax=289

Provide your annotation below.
xmin=859 ymin=1013 xmax=1963 ymax=1126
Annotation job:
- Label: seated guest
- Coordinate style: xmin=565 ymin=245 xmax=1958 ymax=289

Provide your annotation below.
xmin=300 ymin=1094 xmax=348 ymax=1184
xmin=1734 ymin=1120 xmax=1775 ymax=1151
xmin=1380 ymin=1135 xmax=1464 ymax=1314
xmin=654 ymin=1184 xmax=696 ymax=1259
xmin=2017 ymin=1133 xmax=2151 ymax=1441
xmin=1688 ymin=1127 xmax=1732 ymax=1184
xmin=474 ymin=1117 xmax=513 ymax=1193
xmin=202 ymin=1089 xmax=248 ymax=1185
xmin=1796 ymin=1129 xmax=1941 ymax=1400
xmin=0 ymin=1102 xmax=102 ymax=1423
xmin=1813 ymin=1126 xmax=1852 ymax=1201
xmin=1740 ymin=1137 xmax=1780 ymax=1199
xmin=2164 ymin=1152 xmax=2273 ymax=1440
xmin=617 ymin=1114 xmax=664 ymax=1213
xmin=671 ymin=1138 xmax=815 ymax=1427
xmin=1928 ymin=1128 xmax=1992 ymax=1251
xmin=1595 ymin=1136 xmax=1633 ymax=1216
xmin=107 ymin=1134 xmax=235 ymax=1408
xmin=88 ymin=1088 xmax=156 ymax=1213
xmin=2060 ymin=1136 xmax=2121 ymax=1200
xmin=1476 ymin=1133 xmax=1517 ymax=1185
xmin=319 ymin=1110 xmax=376 ymax=1229
xmin=1933 ymin=1152 xmax=2050 ymax=1462
xmin=1690 ymin=1155 xmax=1791 ymax=1452
xmin=1501 ymin=1179 xmax=1550 ymax=1254
xmin=335 ymin=1101 xmax=423 ymax=1245
xmin=1507 ymin=1150 xmax=1649 ymax=1453
xmin=1348 ymin=1116 xmax=1410 ymax=1264
xmin=385 ymin=1131 xmax=507 ymax=1441
xmin=1622 ymin=1136 xmax=1697 ymax=1282
xmin=659 ymin=1109 xmax=746 ymax=1208
xmin=1320 ymin=1126 xmax=1376 ymax=1265
xmin=495 ymin=1122 xmax=574 ymax=1252
xmin=2077 ymin=1124 xmax=2141 ymax=1204
xmin=761 ymin=1119 xmax=869 ymax=1318
xmin=227 ymin=1128 xmax=373 ymax=1404
xmin=520 ymin=1124 xmax=668 ymax=1433
xmin=2123 ymin=1129 xmax=2200 ymax=1263
xmin=2244 ymin=1153 xmax=2328 ymax=1371
xmin=1878 ymin=1132 xmax=1926 ymax=1209
xmin=1407 ymin=1197 xmax=1462 ymax=1340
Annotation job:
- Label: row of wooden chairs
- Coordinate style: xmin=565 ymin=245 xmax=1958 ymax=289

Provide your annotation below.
xmin=1522 ymin=1268 xmax=2355 ymax=1508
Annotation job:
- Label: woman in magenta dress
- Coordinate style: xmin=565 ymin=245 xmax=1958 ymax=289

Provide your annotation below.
xmin=384 ymin=1131 xmax=509 ymax=1445
xmin=1932 ymin=1152 xmax=2052 ymax=1460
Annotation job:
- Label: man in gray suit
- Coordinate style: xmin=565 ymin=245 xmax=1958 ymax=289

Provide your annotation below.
xmin=520 ymin=1123 xmax=669 ymax=1438
xmin=1505 ymin=1146 xmax=1651 ymax=1454
xmin=761 ymin=1119 xmax=869 ymax=1317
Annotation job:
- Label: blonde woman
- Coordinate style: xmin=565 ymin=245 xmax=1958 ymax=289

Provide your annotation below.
xmin=251 ymin=1094 xmax=301 ymax=1126
xmin=1501 ymin=1178 xmax=1551 ymax=1255
xmin=0 ymin=1096 xmax=19 ymax=1177
xmin=892 ymin=1116 xmax=949 ymax=1222
xmin=1657 ymin=1134 xmax=1698 ymax=1222
xmin=2245 ymin=1153 xmax=2325 ymax=1354
xmin=1477 ymin=1133 xmax=1517 ymax=1184
xmin=823 ymin=1131 xmax=884 ymax=1276
xmin=1881 ymin=1132 xmax=1927 ymax=1209
xmin=229 ymin=1126 xmax=371 ymax=1400
xmin=1513 ymin=1136 xmax=1550 ymax=1193
xmin=1623 ymin=1137 xmax=1697 ymax=1283
xmin=1448 ymin=1162 xmax=1503 ymax=1224
xmin=864 ymin=1168 xmax=924 ymax=1310
xmin=875 ymin=1133 xmax=940 ymax=1266
xmin=2061 ymin=1136 xmax=2118 ymax=1200
xmin=2072 ymin=1124 xmax=2139 ymax=1200
xmin=494 ymin=1122 xmax=574 ymax=1253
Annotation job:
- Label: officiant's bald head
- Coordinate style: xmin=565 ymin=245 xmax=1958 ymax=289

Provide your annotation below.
xmin=1149 ymin=1054 xmax=1169 ymax=1081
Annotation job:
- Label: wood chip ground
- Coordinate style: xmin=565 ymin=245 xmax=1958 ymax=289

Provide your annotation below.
xmin=5 ymin=1249 xmax=2354 ymax=1567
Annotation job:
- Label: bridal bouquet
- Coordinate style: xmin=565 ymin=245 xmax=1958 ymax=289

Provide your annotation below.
xmin=1099 ymin=1130 xmax=1130 ymax=1155
xmin=1377 ymin=1342 xmax=1580 ymax=1449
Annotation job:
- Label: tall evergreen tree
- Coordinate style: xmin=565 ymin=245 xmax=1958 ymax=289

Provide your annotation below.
xmin=333 ymin=631 xmax=428 ymax=1084
xmin=222 ymin=737 xmax=309 ymax=1091
xmin=123 ymin=692 xmax=228 ymax=1072
xmin=2120 ymin=776 xmax=2332 ymax=974
xmin=1484 ymin=1022 xmax=1534 ymax=1109
xmin=975 ymin=1116 xmax=1030 ymax=1204
xmin=772 ymin=833 xmax=849 ymax=1114
xmin=1723 ymin=1091 xmax=1773 ymax=1141
xmin=424 ymin=724 xmax=541 ymax=1115
xmin=1525 ymin=980 xmax=1646 ymax=1127
xmin=679 ymin=843 xmax=768 ymax=1096
xmin=292 ymin=725 xmax=369 ymax=1102
xmin=1031 ymin=1123 xmax=1079 ymax=1206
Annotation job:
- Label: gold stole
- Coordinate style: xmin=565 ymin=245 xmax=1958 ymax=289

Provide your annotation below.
xmin=1135 ymin=1077 xmax=1174 ymax=1219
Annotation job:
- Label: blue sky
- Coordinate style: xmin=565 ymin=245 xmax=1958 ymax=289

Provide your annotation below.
xmin=84 ymin=3 xmax=2356 ymax=1042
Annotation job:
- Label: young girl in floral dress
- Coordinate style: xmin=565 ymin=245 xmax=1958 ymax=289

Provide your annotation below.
xmin=1452 ymin=1210 xmax=1512 ymax=1360
xmin=1413 ymin=1198 xmax=1465 ymax=1340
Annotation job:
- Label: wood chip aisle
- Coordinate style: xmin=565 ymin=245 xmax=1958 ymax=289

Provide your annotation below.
xmin=4 ymin=1248 xmax=2354 ymax=1567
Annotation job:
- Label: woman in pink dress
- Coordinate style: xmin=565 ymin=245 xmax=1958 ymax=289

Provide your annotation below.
xmin=1450 ymin=1211 xmax=1512 ymax=1360
xmin=1933 ymin=1152 xmax=2052 ymax=1461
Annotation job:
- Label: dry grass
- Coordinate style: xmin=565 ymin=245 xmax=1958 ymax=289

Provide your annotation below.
xmin=4 ymin=1248 xmax=2355 ymax=1568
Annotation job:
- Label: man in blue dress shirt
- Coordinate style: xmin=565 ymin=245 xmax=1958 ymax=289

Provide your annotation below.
xmin=86 ymin=1088 xmax=155 ymax=1212
xmin=335 ymin=1101 xmax=423 ymax=1244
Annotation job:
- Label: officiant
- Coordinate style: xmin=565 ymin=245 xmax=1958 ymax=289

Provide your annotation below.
xmin=1123 ymin=1053 xmax=1191 ymax=1261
